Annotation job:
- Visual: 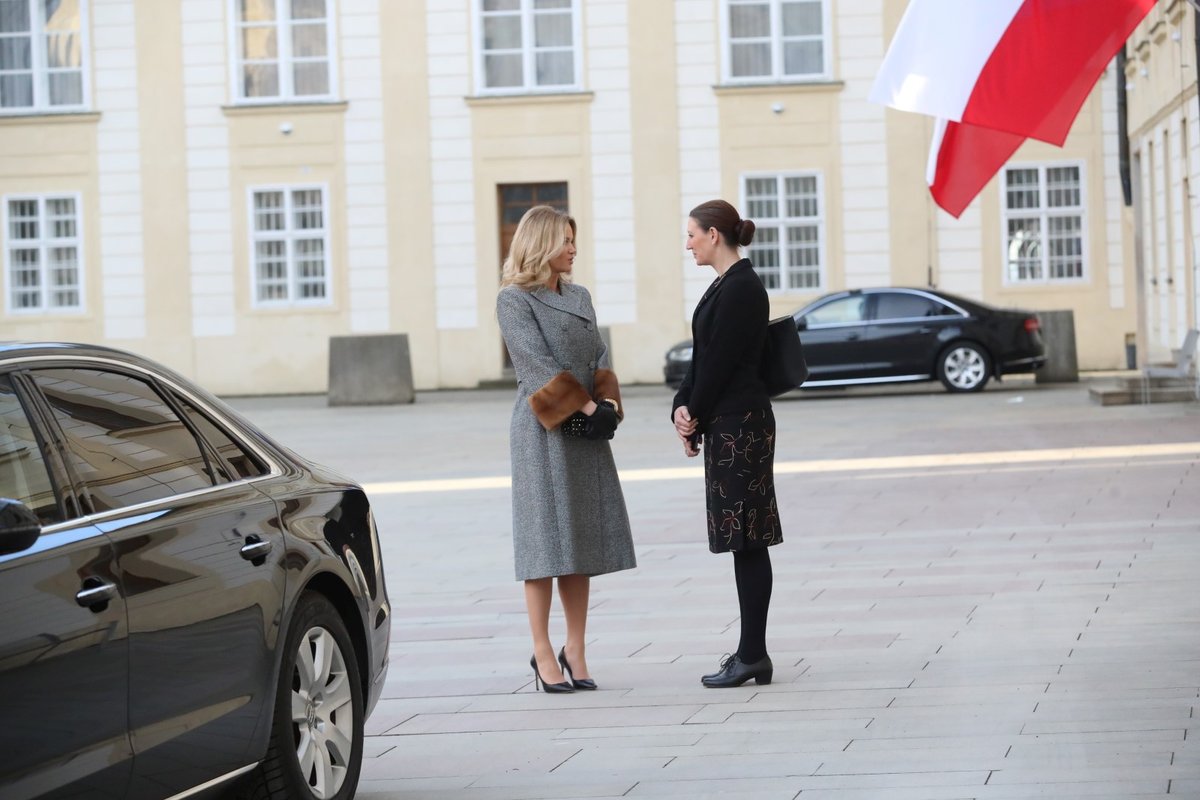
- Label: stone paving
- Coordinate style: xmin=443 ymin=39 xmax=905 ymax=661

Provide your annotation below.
xmin=230 ymin=378 xmax=1200 ymax=800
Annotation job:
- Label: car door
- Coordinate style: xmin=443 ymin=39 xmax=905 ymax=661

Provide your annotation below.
xmin=0 ymin=373 xmax=132 ymax=800
xmin=862 ymin=291 xmax=965 ymax=378
xmin=796 ymin=293 xmax=872 ymax=382
xmin=27 ymin=367 xmax=286 ymax=799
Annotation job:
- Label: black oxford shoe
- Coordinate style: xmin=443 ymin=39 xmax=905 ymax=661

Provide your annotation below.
xmin=701 ymin=654 xmax=773 ymax=688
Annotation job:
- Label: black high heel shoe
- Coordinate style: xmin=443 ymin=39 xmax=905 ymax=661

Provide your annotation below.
xmin=558 ymin=647 xmax=597 ymax=690
xmin=530 ymin=654 xmax=574 ymax=693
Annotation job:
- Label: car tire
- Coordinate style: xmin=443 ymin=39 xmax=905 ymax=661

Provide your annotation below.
xmin=237 ymin=593 xmax=364 ymax=800
xmin=938 ymin=342 xmax=991 ymax=393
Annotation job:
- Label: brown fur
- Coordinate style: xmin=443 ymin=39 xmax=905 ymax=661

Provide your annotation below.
xmin=592 ymin=368 xmax=624 ymax=421
xmin=529 ymin=371 xmax=592 ymax=430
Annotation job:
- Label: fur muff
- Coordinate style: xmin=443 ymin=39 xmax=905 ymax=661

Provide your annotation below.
xmin=529 ymin=371 xmax=591 ymax=429
xmin=592 ymin=368 xmax=624 ymax=421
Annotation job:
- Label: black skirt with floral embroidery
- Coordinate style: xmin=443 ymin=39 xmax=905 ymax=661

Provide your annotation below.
xmin=702 ymin=408 xmax=783 ymax=553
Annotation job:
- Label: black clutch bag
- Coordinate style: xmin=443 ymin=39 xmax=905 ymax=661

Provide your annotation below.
xmin=560 ymin=412 xmax=590 ymax=437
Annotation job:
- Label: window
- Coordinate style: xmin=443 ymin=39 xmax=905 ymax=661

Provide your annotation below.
xmin=1003 ymin=164 xmax=1085 ymax=284
xmin=476 ymin=0 xmax=578 ymax=93
xmin=0 ymin=0 xmax=86 ymax=112
xmin=31 ymin=369 xmax=219 ymax=513
xmin=175 ymin=395 xmax=266 ymax=481
xmin=804 ymin=294 xmax=866 ymax=326
xmin=250 ymin=186 xmax=330 ymax=306
xmin=233 ymin=0 xmax=335 ymax=102
xmin=0 ymin=374 xmax=61 ymax=524
xmin=723 ymin=0 xmax=827 ymax=82
xmin=874 ymin=293 xmax=954 ymax=321
xmin=4 ymin=194 xmax=83 ymax=313
xmin=743 ymin=173 xmax=823 ymax=292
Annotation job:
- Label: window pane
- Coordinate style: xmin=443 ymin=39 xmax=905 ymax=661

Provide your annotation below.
xmin=33 ymin=369 xmax=217 ymax=512
xmin=483 ymin=0 xmax=519 ymax=10
xmin=290 ymin=0 xmax=325 ymax=20
xmin=1006 ymin=218 xmax=1042 ymax=281
xmin=47 ymin=71 xmax=81 ymax=105
xmin=533 ymin=0 xmax=570 ymax=8
xmin=782 ymin=1 xmax=822 ymax=36
xmin=253 ymin=192 xmax=285 ymax=231
xmin=730 ymin=42 xmax=770 ymax=78
xmin=744 ymin=177 xmax=778 ymax=219
xmin=484 ymin=52 xmax=522 ymax=87
xmin=1005 ymin=168 xmax=1040 ymax=210
xmin=176 ymin=397 xmax=265 ymax=481
xmin=0 ymin=36 xmax=31 ymax=69
xmin=1048 ymin=215 xmax=1083 ymax=278
xmin=255 ymin=240 xmax=288 ymax=301
xmin=783 ymin=40 xmax=822 ymax=75
xmin=785 ymin=176 xmax=818 ymax=218
xmin=45 ymin=32 xmax=80 ymax=68
xmin=239 ymin=0 xmax=276 ymax=22
xmin=749 ymin=227 xmax=780 ymax=290
xmin=483 ymin=15 xmax=521 ymax=50
xmin=0 ymin=376 xmax=61 ymax=525
xmin=291 ymin=22 xmax=327 ymax=57
xmin=786 ymin=224 xmax=820 ymax=289
xmin=729 ymin=3 xmax=770 ymax=38
xmin=0 ymin=72 xmax=33 ymax=107
xmin=8 ymin=199 xmax=37 ymax=239
xmin=292 ymin=189 xmax=323 ymax=229
xmin=874 ymin=293 xmax=939 ymax=321
xmin=535 ymin=51 xmax=572 ymax=85
xmin=534 ymin=13 xmax=571 ymax=48
xmin=242 ymin=25 xmax=277 ymax=59
xmin=0 ymin=0 xmax=32 ymax=32
xmin=1047 ymin=166 xmax=1081 ymax=208
xmin=292 ymin=61 xmax=328 ymax=95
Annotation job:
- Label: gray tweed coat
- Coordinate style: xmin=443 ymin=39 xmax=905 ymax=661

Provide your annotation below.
xmin=496 ymin=282 xmax=637 ymax=581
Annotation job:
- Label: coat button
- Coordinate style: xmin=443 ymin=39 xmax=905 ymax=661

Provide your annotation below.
xmin=588 ymin=361 xmax=596 ymax=369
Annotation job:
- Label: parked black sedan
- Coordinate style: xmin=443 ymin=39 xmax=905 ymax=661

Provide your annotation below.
xmin=0 ymin=342 xmax=389 ymax=800
xmin=665 ymin=287 xmax=1046 ymax=393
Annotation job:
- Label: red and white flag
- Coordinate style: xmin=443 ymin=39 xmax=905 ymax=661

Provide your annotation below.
xmin=870 ymin=0 xmax=1156 ymax=217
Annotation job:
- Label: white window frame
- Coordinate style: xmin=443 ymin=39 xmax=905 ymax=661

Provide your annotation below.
xmin=720 ymin=0 xmax=831 ymax=85
xmin=3 ymin=192 xmax=86 ymax=314
xmin=228 ymin=0 xmax=339 ymax=105
xmin=1001 ymin=160 xmax=1088 ymax=286
xmin=247 ymin=184 xmax=333 ymax=308
xmin=740 ymin=171 xmax=826 ymax=294
xmin=472 ymin=0 xmax=583 ymax=96
xmin=0 ymin=0 xmax=91 ymax=115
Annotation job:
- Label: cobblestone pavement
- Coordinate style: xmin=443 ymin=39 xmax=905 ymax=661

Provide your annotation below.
xmin=231 ymin=377 xmax=1200 ymax=800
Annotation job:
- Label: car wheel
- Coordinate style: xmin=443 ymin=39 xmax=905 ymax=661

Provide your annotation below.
xmin=938 ymin=342 xmax=991 ymax=392
xmin=238 ymin=593 xmax=364 ymax=800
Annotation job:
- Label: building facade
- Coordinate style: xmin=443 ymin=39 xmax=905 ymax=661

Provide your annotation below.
xmin=1124 ymin=0 xmax=1200 ymax=366
xmin=1 ymin=0 xmax=1139 ymax=394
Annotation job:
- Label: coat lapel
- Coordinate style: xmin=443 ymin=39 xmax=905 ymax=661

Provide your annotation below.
xmin=531 ymin=284 xmax=589 ymax=320
xmin=695 ymin=258 xmax=752 ymax=312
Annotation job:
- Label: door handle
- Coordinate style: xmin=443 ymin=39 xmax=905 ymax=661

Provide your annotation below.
xmin=846 ymin=332 xmax=861 ymax=341
xmin=76 ymin=577 xmax=117 ymax=610
xmin=240 ymin=535 xmax=273 ymax=565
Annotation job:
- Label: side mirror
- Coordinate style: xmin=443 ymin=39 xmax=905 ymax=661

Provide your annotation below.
xmin=795 ymin=317 xmax=808 ymax=331
xmin=0 ymin=498 xmax=41 ymax=555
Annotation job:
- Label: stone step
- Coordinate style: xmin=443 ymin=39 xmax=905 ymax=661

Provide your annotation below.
xmin=1115 ymin=375 xmax=1194 ymax=391
xmin=1089 ymin=385 xmax=1198 ymax=406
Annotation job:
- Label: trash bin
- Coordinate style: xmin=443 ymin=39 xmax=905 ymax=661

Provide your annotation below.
xmin=1034 ymin=310 xmax=1079 ymax=383
xmin=327 ymin=333 xmax=415 ymax=405
xmin=1125 ymin=332 xmax=1137 ymax=370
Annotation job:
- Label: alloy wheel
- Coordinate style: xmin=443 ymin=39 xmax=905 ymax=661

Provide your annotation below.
xmin=291 ymin=626 xmax=355 ymax=799
xmin=943 ymin=346 xmax=986 ymax=390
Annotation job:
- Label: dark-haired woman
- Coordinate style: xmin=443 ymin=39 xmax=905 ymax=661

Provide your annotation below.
xmin=671 ymin=199 xmax=783 ymax=688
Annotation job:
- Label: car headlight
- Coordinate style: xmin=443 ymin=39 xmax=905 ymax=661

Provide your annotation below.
xmin=668 ymin=347 xmax=693 ymax=362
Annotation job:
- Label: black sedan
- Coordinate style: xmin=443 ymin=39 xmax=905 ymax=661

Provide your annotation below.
xmin=665 ymin=287 xmax=1046 ymax=393
xmin=0 ymin=342 xmax=389 ymax=800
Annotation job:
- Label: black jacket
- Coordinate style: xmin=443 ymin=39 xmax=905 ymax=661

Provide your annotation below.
xmin=671 ymin=259 xmax=771 ymax=430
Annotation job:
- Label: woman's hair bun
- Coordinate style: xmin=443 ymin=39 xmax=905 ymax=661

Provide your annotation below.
xmin=734 ymin=218 xmax=756 ymax=247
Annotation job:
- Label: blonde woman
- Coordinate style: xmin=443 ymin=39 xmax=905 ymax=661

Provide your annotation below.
xmin=496 ymin=205 xmax=636 ymax=693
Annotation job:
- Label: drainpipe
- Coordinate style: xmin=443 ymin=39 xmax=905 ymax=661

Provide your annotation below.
xmin=1118 ymin=46 xmax=1133 ymax=206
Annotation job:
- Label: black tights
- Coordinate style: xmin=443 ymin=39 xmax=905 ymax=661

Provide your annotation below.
xmin=733 ymin=547 xmax=773 ymax=663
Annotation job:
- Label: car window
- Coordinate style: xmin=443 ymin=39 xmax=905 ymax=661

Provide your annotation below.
xmin=0 ymin=375 xmax=62 ymax=525
xmin=805 ymin=295 xmax=868 ymax=326
xmin=874 ymin=293 xmax=947 ymax=321
xmin=174 ymin=396 xmax=267 ymax=481
xmin=31 ymin=368 xmax=217 ymax=513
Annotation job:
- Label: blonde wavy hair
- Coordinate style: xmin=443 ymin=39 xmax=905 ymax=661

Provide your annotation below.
xmin=500 ymin=205 xmax=576 ymax=289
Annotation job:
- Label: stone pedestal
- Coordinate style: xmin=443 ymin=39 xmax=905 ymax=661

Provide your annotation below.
xmin=1034 ymin=309 xmax=1078 ymax=383
xmin=327 ymin=334 xmax=415 ymax=406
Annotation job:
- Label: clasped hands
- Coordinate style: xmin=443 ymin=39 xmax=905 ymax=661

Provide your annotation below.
xmin=673 ymin=406 xmax=700 ymax=458
xmin=565 ymin=401 xmax=619 ymax=440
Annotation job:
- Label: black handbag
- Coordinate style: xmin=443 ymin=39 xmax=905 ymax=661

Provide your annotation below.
xmin=760 ymin=315 xmax=809 ymax=397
